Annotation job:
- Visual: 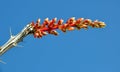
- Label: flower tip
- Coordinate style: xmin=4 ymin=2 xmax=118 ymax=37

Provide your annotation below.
xmin=37 ymin=18 xmax=41 ymax=23
xmin=99 ymin=22 xmax=106 ymax=28
xmin=45 ymin=18 xmax=49 ymax=21
xmin=60 ymin=19 xmax=64 ymax=23
xmin=71 ymin=17 xmax=75 ymax=20
xmin=54 ymin=17 xmax=57 ymax=20
xmin=68 ymin=27 xmax=75 ymax=31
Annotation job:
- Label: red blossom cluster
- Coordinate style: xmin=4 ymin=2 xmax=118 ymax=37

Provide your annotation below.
xmin=30 ymin=17 xmax=106 ymax=38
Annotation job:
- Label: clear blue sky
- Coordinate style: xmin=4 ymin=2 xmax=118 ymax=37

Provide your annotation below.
xmin=0 ymin=0 xmax=119 ymax=72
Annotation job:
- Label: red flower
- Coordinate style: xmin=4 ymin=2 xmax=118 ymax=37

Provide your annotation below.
xmin=30 ymin=17 xmax=106 ymax=38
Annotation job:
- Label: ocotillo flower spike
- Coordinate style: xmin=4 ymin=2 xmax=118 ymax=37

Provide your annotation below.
xmin=0 ymin=17 xmax=106 ymax=59
xmin=30 ymin=17 xmax=106 ymax=38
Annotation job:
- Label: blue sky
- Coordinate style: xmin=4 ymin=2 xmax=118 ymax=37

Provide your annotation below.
xmin=0 ymin=0 xmax=119 ymax=72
